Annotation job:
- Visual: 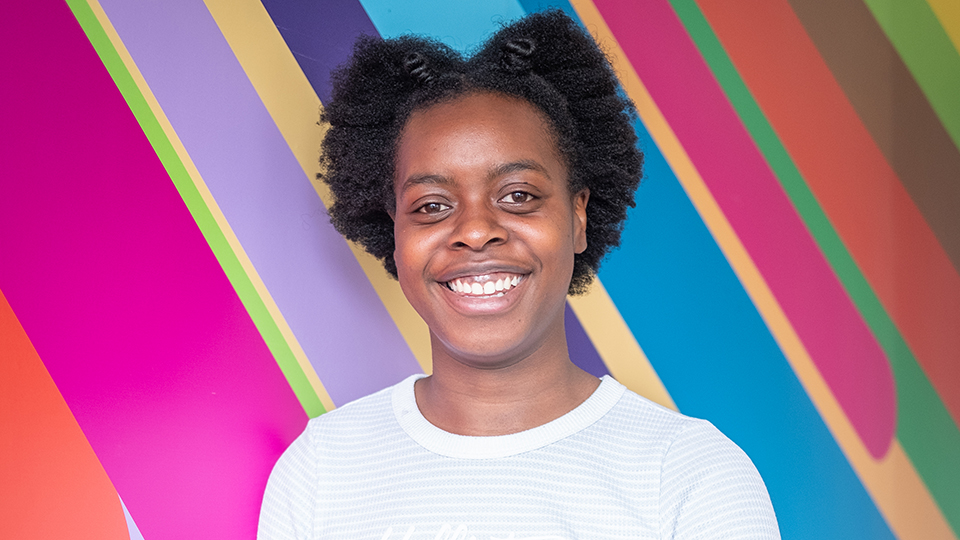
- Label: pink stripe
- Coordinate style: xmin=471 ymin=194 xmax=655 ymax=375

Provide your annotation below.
xmin=592 ymin=0 xmax=896 ymax=457
xmin=0 ymin=2 xmax=306 ymax=539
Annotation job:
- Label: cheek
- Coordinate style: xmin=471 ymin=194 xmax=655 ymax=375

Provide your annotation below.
xmin=392 ymin=220 xmax=443 ymax=279
xmin=393 ymin=232 xmax=417 ymax=278
xmin=392 ymin=221 xmax=415 ymax=278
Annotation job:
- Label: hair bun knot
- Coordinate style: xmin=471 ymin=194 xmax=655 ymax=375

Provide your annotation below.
xmin=403 ymin=52 xmax=437 ymax=85
xmin=501 ymin=38 xmax=536 ymax=73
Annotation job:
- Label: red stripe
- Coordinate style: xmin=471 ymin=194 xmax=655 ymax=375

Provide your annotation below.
xmin=0 ymin=2 xmax=307 ymax=538
xmin=0 ymin=289 xmax=129 ymax=539
xmin=695 ymin=0 xmax=960 ymax=427
xmin=591 ymin=0 xmax=897 ymax=456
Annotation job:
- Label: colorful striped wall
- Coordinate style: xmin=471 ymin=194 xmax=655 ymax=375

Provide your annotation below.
xmin=1 ymin=0 xmax=957 ymax=538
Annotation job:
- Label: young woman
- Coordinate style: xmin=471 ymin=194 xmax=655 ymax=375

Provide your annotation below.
xmin=259 ymin=10 xmax=779 ymax=539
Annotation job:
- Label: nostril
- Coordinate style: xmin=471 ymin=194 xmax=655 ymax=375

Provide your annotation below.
xmin=449 ymin=213 xmax=508 ymax=250
xmin=450 ymin=235 xmax=506 ymax=251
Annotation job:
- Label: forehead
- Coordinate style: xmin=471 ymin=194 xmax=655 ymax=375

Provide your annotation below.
xmin=394 ymin=92 xmax=566 ymax=185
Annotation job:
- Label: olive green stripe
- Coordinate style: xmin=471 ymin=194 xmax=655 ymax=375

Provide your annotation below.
xmin=669 ymin=0 xmax=960 ymax=533
xmin=862 ymin=0 xmax=960 ymax=152
xmin=786 ymin=0 xmax=960 ymax=273
xmin=65 ymin=0 xmax=325 ymax=418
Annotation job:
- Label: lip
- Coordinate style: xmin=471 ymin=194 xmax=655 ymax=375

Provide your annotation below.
xmin=434 ymin=261 xmax=531 ymax=284
xmin=433 ymin=262 xmax=531 ymax=315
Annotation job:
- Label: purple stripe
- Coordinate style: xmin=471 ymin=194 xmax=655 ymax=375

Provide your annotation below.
xmin=0 ymin=2 xmax=307 ymax=539
xmin=260 ymin=0 xmax=379 ymax=103
xmin=565 ymin=303 xmax=611 ymax=378
xmin=98 ymin=0 xmax=422 ymax=404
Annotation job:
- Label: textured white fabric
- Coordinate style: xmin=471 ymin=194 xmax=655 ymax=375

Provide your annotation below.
xmin=259 ymin=375 xmax=779 ymax=539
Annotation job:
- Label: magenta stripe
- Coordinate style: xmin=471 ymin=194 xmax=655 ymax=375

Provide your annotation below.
xmin=97 ymin=0 xmax=422 ymax=405
xmin=0 ymin=2 xmax=306 ymax=539
xmin=592 ymin=0 xmax=896 ymax=457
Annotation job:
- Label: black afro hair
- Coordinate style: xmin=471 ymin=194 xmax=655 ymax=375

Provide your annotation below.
xmin=320 ymin=9 xmax=643 ymax=294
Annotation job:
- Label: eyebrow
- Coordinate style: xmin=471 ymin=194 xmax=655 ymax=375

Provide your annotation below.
xmin=398 ymin=173 xmax=452 ymax=195
xmin=488 ymin=159 xmax=550 ymax=181
xmin=398 ymin=160 xmax=551 ymax=195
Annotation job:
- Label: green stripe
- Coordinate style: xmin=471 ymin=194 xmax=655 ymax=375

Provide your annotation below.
xmin=670 ymin=0 xmax=960 ymax=533
xmin=862 ymin=0 xmax=960 ymax=151
xmin=65 ymin=0 xmax=326 ymax=418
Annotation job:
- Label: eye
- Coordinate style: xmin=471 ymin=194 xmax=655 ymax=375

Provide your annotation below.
xmin=416 ymin=201 xmax=451 ymax=214
xmin=500 ymin=191 xmax=536 ymax=204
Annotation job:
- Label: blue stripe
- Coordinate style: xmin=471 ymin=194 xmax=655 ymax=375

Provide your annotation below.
xmin=306 ymin=1 xmax=895 ymax=537
xmin=358 ymin=0 xmax=526 ymax=52
xmin=603 ymin=119 xmax=894 ymax=539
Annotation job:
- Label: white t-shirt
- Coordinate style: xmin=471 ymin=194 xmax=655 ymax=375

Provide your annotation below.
xmin=259 ymin=375 xmax=780 ymax=539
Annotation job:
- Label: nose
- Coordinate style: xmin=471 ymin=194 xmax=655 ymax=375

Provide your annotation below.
xmin=449 ymin=199 xmax=507 ymax=251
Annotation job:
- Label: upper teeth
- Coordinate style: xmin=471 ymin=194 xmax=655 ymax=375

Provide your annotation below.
xmin=447 ymin=275 xmax=522 ymax=296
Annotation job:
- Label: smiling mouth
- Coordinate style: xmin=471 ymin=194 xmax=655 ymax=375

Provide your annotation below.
xmin=445 ymin=274 xmax=524 ymax=297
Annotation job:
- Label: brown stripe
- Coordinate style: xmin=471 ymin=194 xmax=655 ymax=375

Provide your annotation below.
xmin=785 ymin=0 xmax=960 ymax=273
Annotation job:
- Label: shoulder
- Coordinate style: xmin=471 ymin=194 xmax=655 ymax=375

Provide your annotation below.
xmin=594 ymin=384 xmax=710 ymax=457
xmin=595 ymin=384 xmax=779 ymax=538
xmin=257 ymin=379 xmax=411 ymax=539
xmin=298 ymin=380 xmax=398 ymax=446
xmin=616 ymin=394 xmax=780 ymax=539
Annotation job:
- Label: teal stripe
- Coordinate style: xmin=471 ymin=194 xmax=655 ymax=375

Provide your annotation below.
xmin=357 ymin=0 xmax=526 ymax=52
xmin=356 ymin=2 xmax=896 ymax=537
xmin=669 ymin=0 xmax=960 ymax=533
xmin=862 ymin=0 xmax=960 ymax=151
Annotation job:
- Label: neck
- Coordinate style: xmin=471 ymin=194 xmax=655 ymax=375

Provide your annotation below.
xmin=415 ymin=335 xmax=600 ymax=436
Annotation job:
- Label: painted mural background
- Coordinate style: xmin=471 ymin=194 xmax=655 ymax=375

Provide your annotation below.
xmin=1 ymin=0 xmax=958 ymax=538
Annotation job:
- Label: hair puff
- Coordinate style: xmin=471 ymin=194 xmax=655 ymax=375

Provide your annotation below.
xmin=320 ymin=9 xmax=643 ymax=294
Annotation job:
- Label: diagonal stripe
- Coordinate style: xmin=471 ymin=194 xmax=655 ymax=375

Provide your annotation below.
xmin=81 ymin=0 xmax=333 ymax=414
xmin=786 ymin=0 xmax=960 ymax=277
xmin=594 ymin=0 xmax=897 ymax=459
xmin=570 ymin=0 xmax=951 ymax=538
xmin=205 ymin=0 xmax=433 ymax=375
xmin=359 ymin=0 xmax=675 ymax=408
xmin=259 ymin=0 xmax=379 ymax=104
xmin=693 ymin=3 xmax=960 ymax=527
xmin=862 ymin=0 xmax=960 ymax=151
xmin=667 ymin=1 xmax=960 ymax=536
xmin=358 ymin=0 xmax=527 ymax=53
xmin=0 ymin=289 xmax=129 ymax=540
xmin=95 ymin=0 xmax=423 ymax=405
xmin=695 ymin=0 xmax=960 ymax=434
xmin=512 ymin=0 xmax=678 ymax=411
xmin=926 ymin=0 xmax=960 ymax=55
xmin=528 ymin=1 xmax=890 ymax=537
xmin=564 ymin=303 xmax=611 ymax=379
xmin=567 ymin=283 xmax=676 ymax=410
xmin=119 ymin=497 xmax=146 ymax=540
xmin=1 ymin=3 xmax=310 ymax=540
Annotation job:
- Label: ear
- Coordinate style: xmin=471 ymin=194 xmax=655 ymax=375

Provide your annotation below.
xmin=572 ymin=188 xmax=589 ymax=254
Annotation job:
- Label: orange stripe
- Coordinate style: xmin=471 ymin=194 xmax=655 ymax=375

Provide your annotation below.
xmin=0 ymin=288 xmax=129 ymax=539
xmin=82 ymin=0 xmax=335 ymax=412
xmin=569 ymin=1 xmax=956 ymax=538
xmin=695 ymin=0 xmax=960 ymax=427
xmin=204 ymin=0 xmax=432 ymax=376
xmin=927 ymin=0 xmax=960 ymax=54
xmin=568 ymin=281 xmax=676 ymax=410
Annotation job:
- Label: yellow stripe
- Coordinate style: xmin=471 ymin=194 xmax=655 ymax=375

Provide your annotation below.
xmin=85 ymin=0 xmax=335 ymax=412
xmin=203 ymin=0 xmax=433 ymax=376
xmin=926 ymin=0 xmax=960 ymax=55
xmin=569 ymin=1 xmax=955 ymax=538
xmin=568 ymin=282 xmax=676 ymax=409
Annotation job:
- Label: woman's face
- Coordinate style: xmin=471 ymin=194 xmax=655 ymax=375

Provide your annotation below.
xmin=392 ymin=92 xmax=588 ymax=370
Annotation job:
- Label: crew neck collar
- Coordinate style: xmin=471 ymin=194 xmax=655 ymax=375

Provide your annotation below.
xmin=392 ymin=374 xmax=625 ymax=459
